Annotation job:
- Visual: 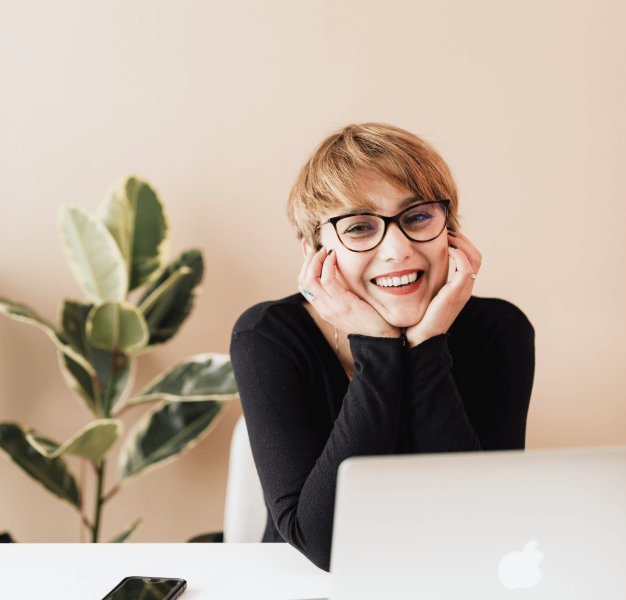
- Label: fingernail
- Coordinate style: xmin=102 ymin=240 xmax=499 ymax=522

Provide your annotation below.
xmin=449 ymin=244 xmax=458 ymax=249
xmin=448 ymin=232 xmax=456 ymax=237
xmin=328 ymin=249 xmax=334 ymax=256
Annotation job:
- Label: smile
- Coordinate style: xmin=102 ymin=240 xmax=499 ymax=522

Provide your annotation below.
xmin=370 ymin=269 xmax=425 ymax=296
xmin=371 ymin=270 xmax=424 ymax=288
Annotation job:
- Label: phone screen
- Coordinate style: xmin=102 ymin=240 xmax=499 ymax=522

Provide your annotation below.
xmin=102 ymin=577 xmax=186 ymax=600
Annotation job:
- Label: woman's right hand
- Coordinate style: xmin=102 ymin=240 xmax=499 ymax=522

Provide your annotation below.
xmin=298 ymin=247 xmax=401 ymax=339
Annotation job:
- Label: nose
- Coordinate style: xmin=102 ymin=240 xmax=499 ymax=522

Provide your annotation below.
xmin=377 ymin=222 xmax=414 ymax=262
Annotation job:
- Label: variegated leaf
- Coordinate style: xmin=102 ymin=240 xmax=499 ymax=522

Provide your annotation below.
xmin=26 ymin=419 xmax=122 ymax=462
xmin=119 ymin=400 xmax=224 ymax=481
xmin=124 ymin=353 xmax=237 ymax=407
xmin=0 ymin=298 xmax=94 ymax=375
xmin=58 ymin=204 xmax=127 ymax=302
xmin=136 ymin=250 xmax=204 ymax=348
xmin=0 ymin=423 xmax=80 ymax=508
xmin=86 ymin=301 xmax=149 ymax=353
xmin=59 ymin=301 xmax=133 ymax=416
xmin=98 ymin=176 xmax=171 ymax=292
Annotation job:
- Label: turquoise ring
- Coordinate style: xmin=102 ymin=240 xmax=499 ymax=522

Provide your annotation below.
xmin=302 ymin=289 xmax=316 ymax=301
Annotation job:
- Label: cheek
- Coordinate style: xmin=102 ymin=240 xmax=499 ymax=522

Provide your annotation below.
xmin=427 ymin=244 xmax=451 ymax=286
xmin=335 ymin=256 xmax=369 ymax=291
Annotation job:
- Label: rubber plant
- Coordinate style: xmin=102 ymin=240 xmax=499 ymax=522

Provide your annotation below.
xmin=0 ymin=175 xmax=237 ymax=543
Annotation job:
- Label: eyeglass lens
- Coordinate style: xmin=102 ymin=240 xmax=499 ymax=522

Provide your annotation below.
xmin=336 ymin=203 xmax=447 ymax=251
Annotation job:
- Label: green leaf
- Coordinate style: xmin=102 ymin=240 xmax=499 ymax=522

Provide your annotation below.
xmin=98 ymin=175 xmax=171 ymax=292
xmin=137 ymin=265 xmax=192 ymax=315
xmin=136 ymin=250 xmax=204 ymax=348
xmin=0 ymin=423 xmax=80 ymax=508
xmin=97 ymin=182 xmax=135 ymax=273
xmin=125 ymin=353 xmax=237 ymax=407
xmin=59 ymin=301 xmax=133 ymax=415
xmin=86 ymin=301 xmax=149 ymax=353
xmin=0 ymin=298 xmax=95 ymax=375
xmin=60 ymin=300 xmax=92 ymax=357
xmin=0 ymin=532 xmax=16 ymax=543
xmin=119 ymin=400 xmax=224 ymax=481
xmin=26 ymin=419 xmax=122 ymax=462
xmin=58 ymin=204 xmax=128 ymax=302
xmin=110 ymin=518 xmax=142 ymax=543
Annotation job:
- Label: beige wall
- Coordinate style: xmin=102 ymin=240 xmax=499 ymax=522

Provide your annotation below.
xmin=1 ymin=0 xmax=624 ymax=543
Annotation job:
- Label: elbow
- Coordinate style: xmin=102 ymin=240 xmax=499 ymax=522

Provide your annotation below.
xmin=275 ymin=505 xmax=333 ymax=572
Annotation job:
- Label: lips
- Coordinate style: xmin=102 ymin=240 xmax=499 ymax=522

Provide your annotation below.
xmin=371 ymin=269 xmax=424 ymax=287
xmin=370 ymin=269 xmax=425 ymax=296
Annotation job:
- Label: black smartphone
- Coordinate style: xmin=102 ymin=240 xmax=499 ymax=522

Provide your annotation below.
xmin=101 ymin=576 xmax=187 ymax=600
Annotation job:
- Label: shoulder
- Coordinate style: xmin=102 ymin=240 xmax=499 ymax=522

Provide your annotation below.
xmin=452 ymin=296 xmax=535 ymax=342
xmin=230 ymin=292 xmax=318 ymax=367
xmin=232 ymin=293 xmax=304 ymax=336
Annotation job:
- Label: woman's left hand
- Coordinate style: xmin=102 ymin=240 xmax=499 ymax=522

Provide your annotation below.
xmin=405 ymin=230 xmax=482 ymax=348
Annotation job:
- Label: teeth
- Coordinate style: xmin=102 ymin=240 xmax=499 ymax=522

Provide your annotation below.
xmin=374 ymin=271 xmax=421 ymax=287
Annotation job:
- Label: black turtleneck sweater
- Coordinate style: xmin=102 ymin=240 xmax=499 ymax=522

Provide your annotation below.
xmin=230 ymin=293 xmax=535 ymax=572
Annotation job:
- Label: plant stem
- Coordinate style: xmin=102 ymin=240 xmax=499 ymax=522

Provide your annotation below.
xmin=79 ymin=458 xmax=86 ymax=542
xmin=92 ymin=347 xmax=125 ymax=541
xmin=92 ymin=459 xmax=105 ymax=543
xmin=102 ymin=484 xmax=120 ymax=504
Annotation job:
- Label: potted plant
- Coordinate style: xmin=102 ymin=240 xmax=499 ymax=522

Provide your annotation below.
xmin=0 ymin=175 xmax=237 ymax=542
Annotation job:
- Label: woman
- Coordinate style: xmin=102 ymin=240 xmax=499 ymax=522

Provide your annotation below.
xmin=230 ymin=122 xmax=535 ymax=572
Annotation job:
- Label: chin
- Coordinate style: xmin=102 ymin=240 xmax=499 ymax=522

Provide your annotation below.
xmin=383 ymin=306 xmax=427 ymax=329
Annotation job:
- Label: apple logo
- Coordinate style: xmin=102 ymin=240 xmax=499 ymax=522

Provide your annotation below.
xmin=498 ymin=540 xmax=544 ymax=590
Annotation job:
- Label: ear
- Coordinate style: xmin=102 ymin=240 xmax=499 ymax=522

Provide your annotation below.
xmin=301 ymin=237 xmax=312 ymax=258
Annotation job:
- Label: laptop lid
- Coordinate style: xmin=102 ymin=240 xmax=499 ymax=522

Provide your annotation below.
xmin=330 ymin=447 xmax=626 ymax=599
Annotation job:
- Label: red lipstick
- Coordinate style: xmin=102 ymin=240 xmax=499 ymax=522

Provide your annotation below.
xmin=370 ymin=269 xmax=424 ymax=296
xmin=372 ymin=268 xmax=421 ymax=279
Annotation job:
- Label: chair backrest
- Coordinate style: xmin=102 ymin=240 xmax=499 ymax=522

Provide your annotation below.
xmin=223 ymin=415 xmax=267 ymax=543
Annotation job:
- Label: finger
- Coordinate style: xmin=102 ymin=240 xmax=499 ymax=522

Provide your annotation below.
xmin=447 ymin=232 xmax=481 ymax=275
xmin=320 ymin=250 xmax=346 ymax=300
xmin=448 ymin=245 xmax=476 ymax=285
xmin=302 ymin=247 xmax=333 ymax=302
xmin=298 ymin=246 xmax=317 ymax=285
xmin=320 ymin=249 xmax=336 ymax=284
xmin=319 ymin=249 xmax=354 ymax=300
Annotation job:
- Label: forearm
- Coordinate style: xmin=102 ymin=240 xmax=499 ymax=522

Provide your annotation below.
xmin=232 ymin=330 xmax=405 ymax=571
xmin=399 ymin=334 xmax=482 ymax=454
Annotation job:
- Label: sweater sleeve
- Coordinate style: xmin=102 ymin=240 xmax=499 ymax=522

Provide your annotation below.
xmin=456 ymin=304 xmax=535 ymax=450
xmin=399 ymin=335 xmax=482 ymax=453
xmin=400 ymin=303 xmax=535 ymax=453
xmin=230 ymin=328 xmax=405 ymax=572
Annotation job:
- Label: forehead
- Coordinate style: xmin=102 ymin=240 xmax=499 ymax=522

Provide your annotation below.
xmin=319 ymin=171 xmax=421 ymax=223
xmin=343 ymin=171 xmax=418 ymax=215
xmin=327 ymin=193 xmax=421 ymax=219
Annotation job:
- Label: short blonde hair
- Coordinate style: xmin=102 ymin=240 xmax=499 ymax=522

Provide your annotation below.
xmin=287 ymin=122 xmax=460 ymax=250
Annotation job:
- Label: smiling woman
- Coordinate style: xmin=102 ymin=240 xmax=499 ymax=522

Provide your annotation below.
xmin=229 ymin=123 xmax=535 ymax=572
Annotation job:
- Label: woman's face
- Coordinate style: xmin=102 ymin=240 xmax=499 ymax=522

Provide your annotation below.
xmin=317 ymin=172 xmax=451 ymax=328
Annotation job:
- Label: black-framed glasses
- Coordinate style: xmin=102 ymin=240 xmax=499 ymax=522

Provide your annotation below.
xmin=322 ymin=200 xmax=451 ymax=253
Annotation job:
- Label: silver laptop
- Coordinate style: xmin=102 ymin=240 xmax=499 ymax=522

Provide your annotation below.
xmin=329 ymin=447 xmax=626 ymax=599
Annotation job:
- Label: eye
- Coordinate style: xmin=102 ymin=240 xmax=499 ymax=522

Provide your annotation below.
xmin=407 ymin=212 xmax=431 ymax=223
xmin=402 ymin=207 xmax=435 ymax=230
xmin=339 ymin=216 xmax=381 ymax=238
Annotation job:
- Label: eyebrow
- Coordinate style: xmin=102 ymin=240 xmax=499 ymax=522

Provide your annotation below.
xmin=398 ymin=194 xmax=422 ymax=210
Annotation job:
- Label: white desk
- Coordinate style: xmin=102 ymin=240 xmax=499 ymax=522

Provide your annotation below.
xmin=0 ymin=544 xmax=331 ymax=600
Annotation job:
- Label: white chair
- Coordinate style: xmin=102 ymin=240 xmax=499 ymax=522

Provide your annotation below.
xmin=223 ymin=415 xmax=267 ymax=543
